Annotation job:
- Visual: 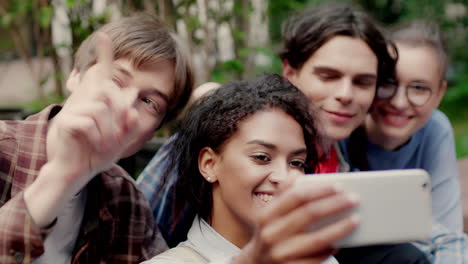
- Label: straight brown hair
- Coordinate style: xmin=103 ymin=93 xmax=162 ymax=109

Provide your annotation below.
xmin=74 ymin=14 xmax=194 ymax=124
xmin=390 ymin=20 xmax=449 ymax=82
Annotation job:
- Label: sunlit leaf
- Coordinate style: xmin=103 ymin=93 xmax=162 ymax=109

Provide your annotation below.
xmin=0 ymin=13 xmax=14 ymax=28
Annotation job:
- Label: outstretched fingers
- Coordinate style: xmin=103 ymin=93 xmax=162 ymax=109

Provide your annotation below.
xmin=89 ymin=33 xmax=140 ymax=148
xmin=272 ymin=214 xmax=359 ymax=260
xmin=244 ymin=182 xmax=361 ymax=264
xmin=95 ymin=32 xmax=114 ymax=79
xmin=260 ymin=191 xmax=359 ymax=246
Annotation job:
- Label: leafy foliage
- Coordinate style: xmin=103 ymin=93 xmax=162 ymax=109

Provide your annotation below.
xmin=1 ymin=0 xmax=468 ymax=158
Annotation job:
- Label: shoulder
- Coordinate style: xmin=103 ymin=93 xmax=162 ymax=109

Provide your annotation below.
xmin=416 ymin=110 xmax=454 ymax=148
xmin=136 ymin=134 xmax=180 ymax=202
xmin=139 ymin=134 xmax=179 ymax=175
xmin=0 ymin=120 xmax=26 ymax=176
xmin=0 ymin=105 xmax=57 ymax=156
xmin=0 ymin=120 xmax=15 ymax=139
xmin=144 ymin=245 xmax=207 ymax=264
xmin=424 ymin=110 xmax=452 ymax=134
xmin=0 ymin=120 xmax=19 ymax=153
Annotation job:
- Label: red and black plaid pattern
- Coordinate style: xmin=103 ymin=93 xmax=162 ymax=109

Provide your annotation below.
xmin=0 ymin=105 xmax=166 ymax=263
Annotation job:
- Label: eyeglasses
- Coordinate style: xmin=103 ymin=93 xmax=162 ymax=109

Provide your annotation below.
xmin=376 ymin=79 xmax=433 ymax=106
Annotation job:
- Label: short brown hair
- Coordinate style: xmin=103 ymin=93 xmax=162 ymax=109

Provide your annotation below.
xmin=74 ymin=14 xmax=194 ymax=124
xmin=390 ymin=20 xmax=448 ymax=81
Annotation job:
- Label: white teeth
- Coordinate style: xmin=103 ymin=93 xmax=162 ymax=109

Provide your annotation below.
xmin=257 ymin=194 xmax=273 ymax=203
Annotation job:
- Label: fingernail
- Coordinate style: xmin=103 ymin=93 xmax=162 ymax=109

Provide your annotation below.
xmin=350 ymin=214 xmax=361 ymax=224
xmin=347 ymin=193 xmax=360 ymax=204
xmin=332 ymin=183 xmax=344 ymax=192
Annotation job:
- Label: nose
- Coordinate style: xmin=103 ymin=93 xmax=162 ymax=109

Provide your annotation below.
xmin=389 ymin=85 xmax=410 ymax=110
xmin=335 ymin=79 xmax=353 ymax=105
xmin=268 ymin=162 xmax=299 ymax=187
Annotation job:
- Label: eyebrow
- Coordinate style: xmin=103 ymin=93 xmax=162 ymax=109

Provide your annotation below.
xmin=247 ymin=140 xmax=276 ymax=150
xmin=313 ymin=66 xmax=339 ymax=72
xmin=247 ymin=140 xmax=308 ymax=155
xmin=115 ymin=65 xmax=170 ymax=104
xmin=291 ymin=148 xmax=308 ymax=156
xmin=356 ymin=74 xmax=377 ymax=80
xmin=313 ymin=66 xmax=377 ymax=79
xmin=408 ymin=79 xmax=431 ymax=85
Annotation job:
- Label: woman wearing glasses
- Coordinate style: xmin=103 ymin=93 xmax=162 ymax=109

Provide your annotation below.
xmin=340 ymin=20 xmax=468 ymax=263
xmin=347 ymin=20 xmax=462 ymax=232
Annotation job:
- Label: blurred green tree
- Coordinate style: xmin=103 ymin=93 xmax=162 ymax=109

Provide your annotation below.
xmin=1 ymin=0 xmax=467 ymax=126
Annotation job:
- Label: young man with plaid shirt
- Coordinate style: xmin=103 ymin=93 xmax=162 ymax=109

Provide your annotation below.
xmin=0 ymin=14 xmax=193 ymax=263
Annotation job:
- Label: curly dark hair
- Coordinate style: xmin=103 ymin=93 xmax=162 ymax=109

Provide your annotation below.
xmin=278 ymin=3 xmax=397 ymax=86
xmin=162 ymin=74 xmax=324 ymax=224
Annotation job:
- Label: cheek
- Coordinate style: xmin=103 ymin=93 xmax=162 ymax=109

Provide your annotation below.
xmin=217 ymin=161 xmax=262 ymax=193
xmin=300 ymin=84 xmax=329 ymax=105
xmin=356 ymin=91 xmax=375 ymax=111
xmin=294 ymin=75 xmax=320 ymax=97
xmin=138 ymin=119 xmax=158 ymax=141
xmin=144 ymin=110 xmax=163 ymax=128
xmin=414 ymin=105 xmax=433 ymax=123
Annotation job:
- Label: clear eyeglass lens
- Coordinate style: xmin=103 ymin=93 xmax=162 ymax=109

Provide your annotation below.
xmin=407 ymin=86 xmax=432 ymax=106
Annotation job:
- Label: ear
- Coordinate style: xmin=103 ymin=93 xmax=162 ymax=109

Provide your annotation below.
xmin=198 ymin=147 xmax=219 ymax=183
xmin=435 ymin=80 xmax=447 ymax=107
xmin=66 ymin=68 xmax=81 ymax=93
xmin=282 ymin=59 xmax=298 ymax=85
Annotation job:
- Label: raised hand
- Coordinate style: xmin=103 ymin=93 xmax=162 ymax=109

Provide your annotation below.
xmin=46 ymin=33 xmax=139 ymax=188
xmin=24 ymin=33 xmax=142 ymax=227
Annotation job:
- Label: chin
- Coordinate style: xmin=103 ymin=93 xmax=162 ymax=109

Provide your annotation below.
xmin=326 ymin=128 xmax=353 ymax=142
xmin=378 ymin=126 xmax=412 ymax=141
xmin=328 ymin=134 xmax=348 ymax=142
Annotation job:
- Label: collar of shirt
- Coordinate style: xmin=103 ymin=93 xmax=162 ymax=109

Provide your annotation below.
xmin=2 ymin=105 xmax=160 ymax=262
xmin=315 ymin=145 xmax=339 ymax=174
xmin=183 ymin=216 xmax=339 ymax=264
xmin=9 ymin=105 xmax=59 ymax=196
xmin=182 ymin=216 xmax=240 ymax=261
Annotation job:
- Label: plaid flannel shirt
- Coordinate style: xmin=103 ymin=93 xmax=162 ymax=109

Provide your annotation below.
xmin=136 ymin=135 xmax=195 ymax=248
xmin=0 ymin=105 xmax=167 ymax=264
xmin=413 ymin=223 xmax=468 ymax=263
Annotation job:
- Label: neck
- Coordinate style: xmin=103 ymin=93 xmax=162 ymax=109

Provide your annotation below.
xmin=210 ymin=191 xmax=252 ymax=248
xmin=365 ymin=116 xmax=410 ymax=151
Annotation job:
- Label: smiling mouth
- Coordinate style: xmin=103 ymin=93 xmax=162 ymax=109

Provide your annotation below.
xmin=379 ymin=108 xmax=412 ymax=127
xmin=322 ymin=109 xmax=355 ymax=124
xmin=255 ymin=193 xmax=274 ymax=203
xmin=324 ymin=110 xmax=354 ymax=118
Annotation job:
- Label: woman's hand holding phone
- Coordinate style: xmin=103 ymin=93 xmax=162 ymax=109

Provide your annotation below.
xmin=232 ymin=182 xmax=360 ymax=264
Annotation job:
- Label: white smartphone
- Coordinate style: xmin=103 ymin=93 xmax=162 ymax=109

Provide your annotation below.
xmin=298 ymin=169 xmax=432 ymax=248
